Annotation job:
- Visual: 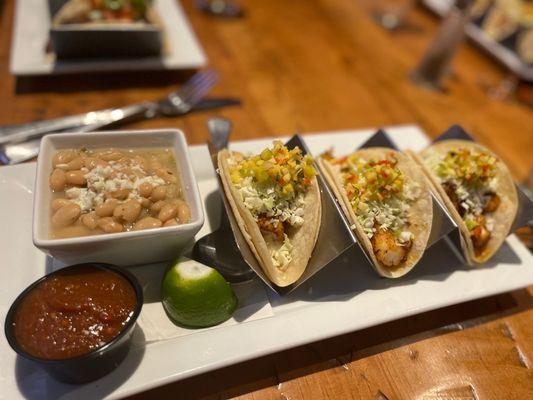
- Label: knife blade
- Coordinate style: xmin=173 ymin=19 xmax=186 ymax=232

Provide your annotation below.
xmin=0 ymin=97 xmax=241 ymax=165
xmin=0 ymin=97 xmax=241 ymax=145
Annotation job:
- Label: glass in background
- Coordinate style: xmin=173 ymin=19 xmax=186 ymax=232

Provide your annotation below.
xmin=409 ymin=0 xmax=473 ymax=90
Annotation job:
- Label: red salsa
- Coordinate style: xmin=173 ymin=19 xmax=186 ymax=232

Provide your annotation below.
xmin=13 ymin=266 xmax=137 ymax=360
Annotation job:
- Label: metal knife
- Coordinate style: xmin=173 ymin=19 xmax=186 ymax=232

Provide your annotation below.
xmin=0 ymin=97 xmax=241 ymax=165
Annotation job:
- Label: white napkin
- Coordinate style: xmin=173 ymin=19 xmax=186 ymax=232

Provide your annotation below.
xmin=137 ymin=277 xmax=274 ymax=342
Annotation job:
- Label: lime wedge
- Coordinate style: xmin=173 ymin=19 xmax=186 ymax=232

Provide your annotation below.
xmin=161 ymin=258 xmax=238 ymax=328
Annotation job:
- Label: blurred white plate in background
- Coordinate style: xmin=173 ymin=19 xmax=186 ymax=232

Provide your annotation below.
xmin=10 ymin=0 xmax=207 ymax=76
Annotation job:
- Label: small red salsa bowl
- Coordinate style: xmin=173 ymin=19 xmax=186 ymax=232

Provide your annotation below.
xmin=4 ymin=263 xmax=143 ymax=383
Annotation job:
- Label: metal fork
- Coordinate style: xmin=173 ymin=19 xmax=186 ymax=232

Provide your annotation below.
xmin=0 ymin=69 xmax=219 ymax=146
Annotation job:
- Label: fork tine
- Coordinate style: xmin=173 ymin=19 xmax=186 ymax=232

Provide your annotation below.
xmin=183 ymin=73 xmax=219 ymax=105
xmin=160 ymin=69 xmax=219 ymax=112
xmin=176 ymin=71 xmax=207 ymax=94
xmin=187 ymin=82 xmax=217 ymax=106
xmin=177 ymin=69 xmax=218 ymax=99
xmin=179 ymin=70 xmax=219 ymax=106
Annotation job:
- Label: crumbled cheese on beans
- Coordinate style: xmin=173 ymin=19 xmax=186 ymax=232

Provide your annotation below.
xmin=65 ymin=188 xmax=97 ymax=212
xmin=65 ymin=159 xmax=166 ymax=212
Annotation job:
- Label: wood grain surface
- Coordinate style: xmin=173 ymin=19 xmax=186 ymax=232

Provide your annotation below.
xmin=1 ymin=0 xmax=532 ymax=399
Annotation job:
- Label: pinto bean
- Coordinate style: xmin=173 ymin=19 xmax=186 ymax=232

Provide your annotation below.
xmin=138 ymin=182 xmax=153 ymax=198
xmin=49 ymin=169 xmax=67 ymax=191
xmin=163 ymin=218 xmax=179 ymax=227
xmin=51 ymin=198 xmax=71 ymax=211
xmin=113 ymin=200 xmax=142 ymax=222
xmin=66 ymin=157 xmax=85 ymax=171
xmin=158 ymin=203 xmax=178 ymax=222
xmin=176 ymin=200 xmax=191 ymax=224
xmin=95 ymin=150 xmax=123 ymax=161
xmin=108 ymin=189 xmax=130 ymax=200
xmin=133 ymin=217 xmax=162 ymax=231
xmin=84 ymin=157 xmax=108 ymax=170
xmin=140 ymin=197 xmax=152 ymax=208
xmin=80 ymin=212 xmax=98 ymax=229
xmin=52 ymin=204 xmax=81 ymax=227
xmin=150 ymin=186 xmax=167 ymax=201
xmin=155 ymin=168 xmax=177 ymax=183
xmin=95 ymin=199 xmax=119 ymax=217
xmin=65 ymin=170 xmax=86 ymax=186
xmin=52 ymin=150 xmax=78 ymax=167
xmin=150 ymin=200 xmax=166 ymax=214
xmin=97 ymin=217 xmax=123 ymax=233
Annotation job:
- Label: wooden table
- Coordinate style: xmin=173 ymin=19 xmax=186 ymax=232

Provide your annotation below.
xmin=1 ymin=0 xmax=532 ymax=398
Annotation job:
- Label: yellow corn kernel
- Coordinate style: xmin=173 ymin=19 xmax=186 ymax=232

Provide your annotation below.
xmin=231 ymin=172 xmax=241 ymax=184
xmin=303 ymin=164 xmax=316 ymax=178
xmin=260 ymin=148 xmax=273 ymax=161
xmin=392 ymin=179 xmax=402 ymax=192
xmin=283 ymin=183 xmax=294 ymax=194
xmin=365 ymin=170 xmax=377 ymax=183
xmin=256 ymin=169 xmax=269 ymax=183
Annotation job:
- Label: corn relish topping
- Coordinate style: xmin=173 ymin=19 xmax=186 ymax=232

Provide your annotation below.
xmin=428 ymin=148 xmax=498 ymax=228
xmin=331 ymin=155 xmax=404 ymax=205
xmin=230 ymin=141 xmax=316 ymax=197
xmin=436 ymin=148 xmax=497 ymax=188
xmin=228 ymin=141 xmax=317 ymax=270
xmin=425 ymin=147 xmax=501 ymax=254
xmin=328 ymin=152 xmax=418 ymax=244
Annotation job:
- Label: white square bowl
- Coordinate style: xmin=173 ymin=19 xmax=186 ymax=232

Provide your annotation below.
xmin=33 ymin=129 xmax=204 ymax=266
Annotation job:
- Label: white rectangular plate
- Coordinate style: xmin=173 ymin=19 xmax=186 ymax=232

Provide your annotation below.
xmin=10 ymin=0 xmax=207 ymax=76
xmin=1 ymin=125 xmax=532 ymax=399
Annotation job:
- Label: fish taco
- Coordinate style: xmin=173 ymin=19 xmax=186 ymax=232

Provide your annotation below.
xmin=413 ymin=140 xmax=518 ymax=264
xmin=318 ymin=148 xmax=433 ymax=278
xmin=218 ymin=141 xmax=321 ymax=287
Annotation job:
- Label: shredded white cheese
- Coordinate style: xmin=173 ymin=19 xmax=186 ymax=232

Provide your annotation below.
xmin=230 ymin=157 xmax=308 ymax=271
xmin=271 ymin=235 xmax=294 ymax=271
